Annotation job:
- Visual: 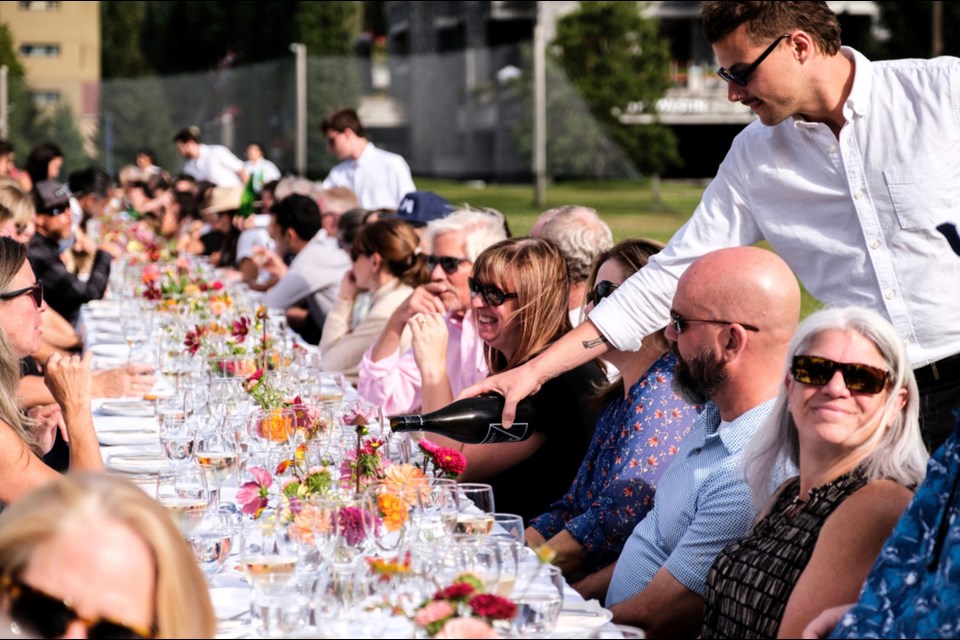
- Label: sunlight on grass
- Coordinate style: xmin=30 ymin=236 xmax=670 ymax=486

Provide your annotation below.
xmin=415 ymin=177 xmax=821 ymax=318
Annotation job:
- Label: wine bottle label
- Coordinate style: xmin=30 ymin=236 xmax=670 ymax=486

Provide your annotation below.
xmin=483 ymin=422 xmax=530 ymax=443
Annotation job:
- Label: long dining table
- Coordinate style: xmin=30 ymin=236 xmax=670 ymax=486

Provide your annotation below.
xmin=79 ymin=298 xmax=617 ymax=639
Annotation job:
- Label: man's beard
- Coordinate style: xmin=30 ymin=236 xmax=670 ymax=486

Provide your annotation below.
xmin=672 ymin=347 xmax=728 ymax=406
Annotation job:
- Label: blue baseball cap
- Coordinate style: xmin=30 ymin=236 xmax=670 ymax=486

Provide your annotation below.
xmin=395 ymin=191 xmax=455 ymax=227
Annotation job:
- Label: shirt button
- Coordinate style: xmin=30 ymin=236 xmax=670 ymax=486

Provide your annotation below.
xmin=885 ymin=290 xmax=896 ymax=300
xmin=854 ymin=189 xmax=865 ymax=199
xmin=870 ymin=240 xmax=881 ymax=250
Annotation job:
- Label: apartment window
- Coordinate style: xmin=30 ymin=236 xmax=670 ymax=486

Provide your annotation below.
xmin=18 ymin=1 xmax=61 ymax=10
xmin=19 ymin=43 xmax=60 ymax=58
xmin=30 ymin=90 xmax=59 ymax=107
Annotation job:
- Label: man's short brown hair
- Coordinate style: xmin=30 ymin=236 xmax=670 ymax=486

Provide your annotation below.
xmin=321 ymin=108 xmax=366 ymax=138
xmin=701 ymin=1 xmax=841 ymax=56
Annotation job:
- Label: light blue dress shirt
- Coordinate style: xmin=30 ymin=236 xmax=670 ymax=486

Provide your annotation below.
xmin=605 ymin=400 xmax=780 ymax=606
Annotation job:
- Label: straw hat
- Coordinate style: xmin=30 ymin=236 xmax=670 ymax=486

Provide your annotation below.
xmin=202 ymin=186 xmax=243 ymax=215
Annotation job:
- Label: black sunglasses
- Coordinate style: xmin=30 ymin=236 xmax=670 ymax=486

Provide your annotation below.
xmin=717 ymin=34 xmax=790 ymax=86
xmin=791 ymin=355 xmax=889 ymax=394
xmin=0 ymin=280 xmax=43 ymax=307
xmin=426 ymin=254 xmax=469 ymax=276
xmin=670 ymin=311 xmax=760 ymax=335
xmin=468 ymin=277 xmax=517 ymax=307
xmin=586 ymin=280 xmax=619 ymax=306
xmin=2 ymin=575 xmax=154 ymax=640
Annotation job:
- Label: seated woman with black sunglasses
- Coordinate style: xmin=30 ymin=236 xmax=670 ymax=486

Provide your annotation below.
xmin=0 ymin=472 xmax=215 ymax=639
xmin=0 ymin=237 xmax=104 ymax=506
xmin=525 ymin=238 xmax=702 ymax=580
xmin=412 ymin=237 xmax=607 ymax=522
xmin=699 ymin=306 xmax=929 ymax=639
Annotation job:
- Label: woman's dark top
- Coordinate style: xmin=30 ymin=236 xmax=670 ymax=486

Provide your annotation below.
xmin=486 ymin=360 xmax=605 ymax=523
xmin=700 ymin=468 xmax=869 ymax=639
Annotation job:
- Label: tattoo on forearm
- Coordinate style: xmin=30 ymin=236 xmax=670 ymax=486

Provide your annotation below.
xmin=582 ymin=335 xmax=609 ymax=349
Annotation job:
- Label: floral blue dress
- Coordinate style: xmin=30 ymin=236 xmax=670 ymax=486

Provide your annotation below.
xmin=831 ymin=413 xmax=960 ymax=639
xmin=529 ymin=352 xmax=701 ymax=572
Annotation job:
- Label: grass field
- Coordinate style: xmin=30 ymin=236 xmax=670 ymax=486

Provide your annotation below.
xmin=416 ymin=176 xmax=822 ymax=317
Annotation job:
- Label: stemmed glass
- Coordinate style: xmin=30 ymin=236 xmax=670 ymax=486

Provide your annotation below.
xmin=455 ymin=483 xmax=496 ymax=534
xmin=155 ymin=468 xmax=212 ymax=535
xmin=194 ymin=426 xmax=241 ymax=513
xmin=185 ymin=513 xmax=236 ymax=582
xmin=156 ymin=402 xmax=194 ymax=468
xmin=510 ymin=565 xmax=565 ymax=637
xmin=312 ymin=372 xmax=346 ymax=404
xmin=238 ymin=514 xmax=299 ymax=597
xmin=411 ymin=478 xmax=460 ymax=543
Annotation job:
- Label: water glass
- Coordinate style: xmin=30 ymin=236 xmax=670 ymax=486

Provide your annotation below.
xmin=186 ymin=513 xmax=235 ymax=579
xmin=510 ymin=564 xmax=564 ymax=637
xmin=155 ymin=468 xmax=211 ymax=534
xmin=492 ymin=512 xmax=525 ymax=542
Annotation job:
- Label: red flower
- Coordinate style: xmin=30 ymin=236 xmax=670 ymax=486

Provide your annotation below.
xmin=468 ymin=594 xmax=517 ymax=620
xmin=434 ymin=582 xmax=476 ymax=601
xmin=183 ymin=324 xmax=205 ymax=355
xmin=212 ymin=281 xmax=224 ymax=291
xmin=231 ymin=316 xmax=251 ymax=343
xmin=434 ymin=446 xmax=466 ymax=476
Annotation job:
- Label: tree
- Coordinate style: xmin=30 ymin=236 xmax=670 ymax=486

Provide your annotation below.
xmin=0 ymin=23 xmax=34 ymax=156
xmin=549 ymin=1 xmax=680 ymax=178
xmin=101 ymin=1 xmax=148 ymax=78
xmin=867 ymin=1 xmax=960 ymax=59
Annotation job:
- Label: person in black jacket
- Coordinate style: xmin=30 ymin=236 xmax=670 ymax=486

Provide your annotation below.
xmin=27 ymin=180 xmax=115 ymax=326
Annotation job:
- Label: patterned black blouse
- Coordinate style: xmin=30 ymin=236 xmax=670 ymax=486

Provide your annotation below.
xmin=700 ymin=469 xmax=869 ymax=639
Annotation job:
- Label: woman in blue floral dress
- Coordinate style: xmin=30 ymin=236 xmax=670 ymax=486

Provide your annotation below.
xmin=526 ymin=238 xmax=702 ymax=578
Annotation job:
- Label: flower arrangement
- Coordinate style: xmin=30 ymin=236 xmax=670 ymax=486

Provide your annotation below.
xmin=418 ymin=439 xmax=467 ymax=479
xmin=341 ymin=404 xmax=390 ymax=495
xmin=236 ymin=452 xmax=335 ymax=520
xmin=413 ymin=573 xmax=517 ymax=638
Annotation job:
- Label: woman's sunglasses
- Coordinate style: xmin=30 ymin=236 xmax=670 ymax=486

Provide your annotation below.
xmin=790 ymin=355 xmax=890 ymax=394
xmin=586 ymin=280 xmax=619 ymax=306
xmin=0 ymin=281 xmax=43 ymax=308
xmin=426 ymin=254 xmax=468 ymax=276
xmin=468 ymin=277 xmax=517 ymax=307
xmin=1 ymin=575 xmax=154 ymax=639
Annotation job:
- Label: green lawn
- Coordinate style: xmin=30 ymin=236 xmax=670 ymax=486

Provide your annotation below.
xmin=415 ymin=177 xmax=822 ymax=317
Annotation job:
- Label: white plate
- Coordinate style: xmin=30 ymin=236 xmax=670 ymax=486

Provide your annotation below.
xmin=98 ymin=429 xmax=159 ymax=446
xmin=106 ymin=452 xmax=171 ymax=474
xmin=90 ymin=343 xmax=129 ymax=357
xmin=210 ymin=587 xmax=251 ymax=621
xmin=552 ymin=604 xmax=614 ymax=635
xmin=99 ymin=399 xmax=155 ymax=418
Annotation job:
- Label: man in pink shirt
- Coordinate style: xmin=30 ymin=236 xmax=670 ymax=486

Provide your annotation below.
xmin=358 ymin=209 xmax=508 ymax=415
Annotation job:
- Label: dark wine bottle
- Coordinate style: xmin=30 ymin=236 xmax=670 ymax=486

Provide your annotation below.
xmin=388 ymin=393 xmax=535 ymax=444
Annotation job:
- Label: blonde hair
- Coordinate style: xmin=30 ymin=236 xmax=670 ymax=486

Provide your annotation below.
xmin=0 ymin=181 xmax=35 ymax=229
xmin=746 ymin=306 xmax=928 ymax=505
xmin=0 ymin=473 xmax=216 ymax=638
xmin=0 ymin=237 xmax=40 ymax=457
xmin=473 ymin=237 xmax=571 ymax=373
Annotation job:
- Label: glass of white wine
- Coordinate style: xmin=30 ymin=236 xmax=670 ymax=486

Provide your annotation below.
xmin=155 ymin=468 xmax=211 ymax=535
xmin=455 ymin=483 xmax=496 ymax=534
xmin=238 ymin=514 xmax=299 ymax=597
xmin=312 ymin=372 xmax=346 ymax=404
xmin=194 ymin=426 xmax=241 ymax=512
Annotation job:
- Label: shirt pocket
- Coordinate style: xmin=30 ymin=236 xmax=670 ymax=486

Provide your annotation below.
xmin=883 ymin=155 xmax=954 ymax=230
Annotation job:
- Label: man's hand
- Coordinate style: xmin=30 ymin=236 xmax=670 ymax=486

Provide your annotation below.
xmin=458 ymin=362 xmax=543 ymax=429
xmin=399 ymin=284 xmax=453 ymax=320
xmin=256 ymin=248 xmax=288 ymax=279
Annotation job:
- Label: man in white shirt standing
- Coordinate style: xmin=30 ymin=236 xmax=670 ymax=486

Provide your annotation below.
xmin=173 ymin=126 xmax=247 ymax=187
xmin=464 ymin=0 xmax=960 ymax=453
xmin=321 ymin=108 xmax=416 ymax=211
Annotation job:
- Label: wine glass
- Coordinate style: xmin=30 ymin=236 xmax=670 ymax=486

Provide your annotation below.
xmin=441 ymin=534 xmax=501 ymax=593
xmin=194 ymin=427 xmax=241 ymax=512
xmin=412 ymin=478 xmax=459 ymax=543
xmin=155 ymin=468 xmax=211 ymax=534
xmin=510 ymin=564 xmax=565 ymax=637
xmin=238 ymin=513 xmax=299 ymax=597
xmin=157 ymin=407 xmax=195 ymax=468
xmin=492 ymin=512 xmax=525 ymax=542
xmin=455 ymin=483 xmax=496 ymax=534
xmin=185 ymin=513 xmax=236 ymax=581
xmin=312 ymin=372 xmax=346 ymax=404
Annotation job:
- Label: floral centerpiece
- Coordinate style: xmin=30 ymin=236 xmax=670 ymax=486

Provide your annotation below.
xmin=413 ymin=574 xmax=517 ymax=638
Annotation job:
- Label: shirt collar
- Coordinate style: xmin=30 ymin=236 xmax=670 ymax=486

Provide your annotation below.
xmin=698 ymin=399 xmax=776 ymax=454
xmin=356 ymin=141 xmax=376 ymax=165
xmin=841 ymin=46 xmax=871 ymax=119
